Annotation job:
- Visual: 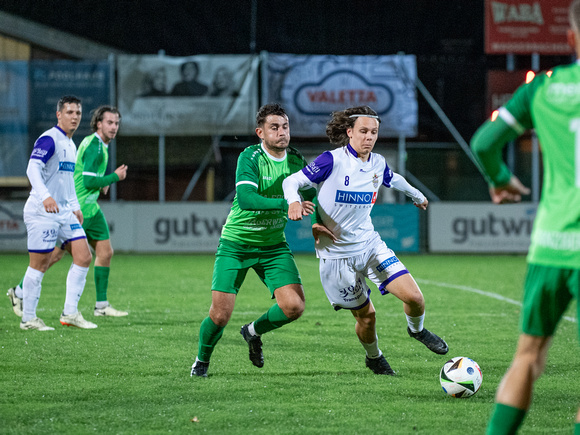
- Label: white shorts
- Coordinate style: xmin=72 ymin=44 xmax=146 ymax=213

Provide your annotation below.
xmin=318 ymin=238 xmax=409 ymax=310
xmin=24 ymin=209 xmax=86 ymax=253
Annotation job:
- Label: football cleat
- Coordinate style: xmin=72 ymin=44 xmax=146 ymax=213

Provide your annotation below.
xmin=60 ymin=312 xmax=98 ymax=329
xmin=7 ymin=287 xmax=23 ymax=317
xmin=365 ymin=355 xmax=395 ymax=375
xmin=190 ymin=360 xmax=210 ymax=377
xmin=20 ymin=317 xmax=54 ymax=331
xmin=94 ymin=304 xmax=129 ymax=317
xmin=407 ymin=327 xmax=448 ymax=355
xmin=240 ymin=323 xmax=264 ymax=368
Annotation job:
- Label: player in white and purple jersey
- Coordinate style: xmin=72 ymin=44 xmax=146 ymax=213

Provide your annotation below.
xmin=14 ymin=96 xmax=96 ymax=331
xmin=283 ymin=105 xmax=448 ymax=375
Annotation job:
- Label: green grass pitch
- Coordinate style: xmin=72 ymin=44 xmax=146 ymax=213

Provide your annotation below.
xmin=1 ymin=253 xmax=577 ymax=434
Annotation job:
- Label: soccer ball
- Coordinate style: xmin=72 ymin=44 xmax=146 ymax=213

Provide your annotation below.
xmin=440 ymin=356 xmax=482 ymax=398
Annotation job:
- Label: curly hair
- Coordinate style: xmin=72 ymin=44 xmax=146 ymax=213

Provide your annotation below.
xmin=90 ymin=105 xmax=121 ymax=132
xmin=325 ymin=106 xmax=381 ymax=146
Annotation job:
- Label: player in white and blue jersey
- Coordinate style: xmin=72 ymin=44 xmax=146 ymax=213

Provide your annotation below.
xmin=14 ymin=96 xmax=96 ymax=331
xmin=283 ymin=105 xmax=448 ymax=375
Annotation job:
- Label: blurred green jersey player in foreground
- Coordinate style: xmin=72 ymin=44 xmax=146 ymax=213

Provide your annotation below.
xmin=471 ymin=2 xmax=580 ymax=433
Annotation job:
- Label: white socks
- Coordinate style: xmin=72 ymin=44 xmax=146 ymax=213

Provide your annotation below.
xmin=22 ymin=267 xmax=44 ymax=322
xmin=63 ymin=264 xmax=89 ymax=315
xmin=247 ymin=322 xmax=258 ymax=336
xmin=406 ymin=313 xmax=425 ymax=333
xmin=360 ymin=335 xmax=381 ymax=359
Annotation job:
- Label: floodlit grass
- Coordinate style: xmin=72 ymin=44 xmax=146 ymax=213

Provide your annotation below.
xmin=0 ymin=253 xmax=577 ymax=434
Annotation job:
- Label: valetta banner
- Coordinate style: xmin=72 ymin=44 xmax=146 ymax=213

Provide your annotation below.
xmin=485 ymin=0 xmax=572 ymax=54
xmin=117 ymin=54 xmax=259 ymax=136
xmin=264 ymin=53 xmax=417 ymax=137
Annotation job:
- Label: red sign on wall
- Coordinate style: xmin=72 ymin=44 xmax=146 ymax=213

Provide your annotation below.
xmin=485 ymin=0 xmax=572 ymax=54
xmin=486 ymin=70 xmax=529 ymax=115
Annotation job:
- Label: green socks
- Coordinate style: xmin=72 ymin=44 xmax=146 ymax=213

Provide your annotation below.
xmin=575 ymin=422 xmax=580 ymax=435
xmin=253 ymin=304 xmax=291 ymax=335
xmin=197 ymin=316 xmax=225 ymax=362
xmin=486 ymin=403 xmax=527 ymax=435
xmin=94 ymin=266 xmax=110 ymax=302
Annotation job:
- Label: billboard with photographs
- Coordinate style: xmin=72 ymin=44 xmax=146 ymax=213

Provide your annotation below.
xmin=485 ymin=0 xmax=572 ymax=54
xmin=263 ymin=53 xmax=418 ymax=137
xmin=117 ymin=54 xmax=259 ymax=136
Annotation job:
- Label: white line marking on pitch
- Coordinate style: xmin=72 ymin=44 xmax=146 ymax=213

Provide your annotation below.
xmin=416 ymin=278 xmax=577 ymax=324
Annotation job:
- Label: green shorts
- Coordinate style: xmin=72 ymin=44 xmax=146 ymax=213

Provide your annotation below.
xmin=82 ymin=209 xmax=110 ymax=241
xmin=521 ymin=263 xmax=579 ymax=337
xmin=211 ymin=238 xmax=302 ymax=297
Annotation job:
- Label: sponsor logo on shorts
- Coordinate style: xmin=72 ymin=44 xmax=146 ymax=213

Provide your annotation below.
xmin=339 ymin=277 xmax=364 ymax=301
xmin=70 ymin=223 xmax=82 ymax=230
xmin=335 ymin=190 xmax=377 ymax=205
xmin=59 ymin=161 xmax=75 ymax=172
xmin=376 ymin=256 xmax=399 ymax=272
xmin=42 ymin=229 xmax=57 ymax=243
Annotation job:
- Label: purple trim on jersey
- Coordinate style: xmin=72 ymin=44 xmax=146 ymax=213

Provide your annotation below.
xmin=346 ymin=143 xmax=373 ymax=163
xmin=302 ymin=151 xmax=334 ymax=184
xmin=30 ymin=136 xmax=55 ymax=163
xmin=54 ymin=125 xmax=67 ymax=137
xmin=379 ymin=269 xmax=409 ymax=295
xmin=346 ymin=143 xmax=358 ymax=157
xmin=382 ymin=164 xmax=394 ymax=187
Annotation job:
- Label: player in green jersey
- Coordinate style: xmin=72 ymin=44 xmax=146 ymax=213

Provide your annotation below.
xmin=471 ymin=2 xmax=580 ymax=433
xmin=191 ymin=103 xmax=316 ymax=377
xmin=7 ymin=105 xmax=129 ymax=319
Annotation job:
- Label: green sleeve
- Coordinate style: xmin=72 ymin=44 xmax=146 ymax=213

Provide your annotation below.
xmin=81 ymin=140 xmax=119 ymax=189
xmin=470 ymin=117 xmax=519 ymax=187
xmin=471 ymin=77 xmax=539 ymax=187
xmin=236 ymin=184 xmax=288 ymax=211
xmin=235 ymin=150 xmax=288 ymax=211
xmin=83 ymin=173 xmax=120 ymax=189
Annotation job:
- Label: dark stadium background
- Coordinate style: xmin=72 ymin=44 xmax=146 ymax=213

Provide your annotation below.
xmin=0 ymin=1 xmax=572 ymax=201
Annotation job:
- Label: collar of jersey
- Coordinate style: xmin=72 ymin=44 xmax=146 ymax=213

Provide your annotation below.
xmin=260 ymin=142 xmax=287 ymax=162
xmin=95 ymin=132 xmax=108 ymax=148
xmin=54 ymin=125 xmax=68 ymax=137
xmin=347 ymin=143 xmax=371 ymax=163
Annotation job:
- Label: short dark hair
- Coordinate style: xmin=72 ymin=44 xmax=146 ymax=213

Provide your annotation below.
xmin=256 ymin=103 xmax=288 ymax=127
xmin=57 ymin=95 xmax=82 ymax=112
xmin=90 ymin=105 xmax=121 ymax=132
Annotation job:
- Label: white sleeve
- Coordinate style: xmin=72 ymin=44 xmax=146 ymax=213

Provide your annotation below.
xmin=26 ymin=159 xmax=51 ymax=201
xmin=389 ymin=172 xmax=426 ymax=205
xmin=282 ymin=171 xmax=314 ymax=205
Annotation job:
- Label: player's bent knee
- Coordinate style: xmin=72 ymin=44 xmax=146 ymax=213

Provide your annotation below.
xmin=282 ymin=304 xmax=304 ymax=320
